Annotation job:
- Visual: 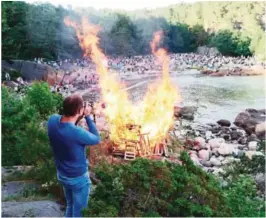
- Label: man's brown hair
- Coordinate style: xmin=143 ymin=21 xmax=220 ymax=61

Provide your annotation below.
xmin=63 ymin=95 xmax=83 ymax=116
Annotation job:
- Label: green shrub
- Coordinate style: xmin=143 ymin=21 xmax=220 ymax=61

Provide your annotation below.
xmin=26 ymin=82 xmax=63 ymax=119
xmin=84 ymin=152 xmax=265 ymax=217
xmin=2 ymin=86 xmax=40 ymax=165
xmin=2 ymin=82 xmax=63 ymax=168
xmin=223 ymin=175 xmax=264 ymax=217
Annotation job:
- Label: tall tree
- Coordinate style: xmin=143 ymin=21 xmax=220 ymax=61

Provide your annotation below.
xmin=109 ymin=14 xmax=143 ymax=56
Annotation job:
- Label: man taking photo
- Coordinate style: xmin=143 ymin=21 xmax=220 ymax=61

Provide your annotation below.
xmin=48 ymin=94 xmax=100 ymax=217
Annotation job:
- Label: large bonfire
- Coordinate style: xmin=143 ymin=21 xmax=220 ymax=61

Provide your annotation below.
xmin=64 ymin=17 xmax=180 ymax=148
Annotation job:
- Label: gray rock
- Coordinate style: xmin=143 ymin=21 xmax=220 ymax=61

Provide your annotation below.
xmin=237 ymin=144 xmax=246 ymax=150
xmin=197 ymin=46 xmax=220 ymax=56
xmin=3 ymin=81 xmax=19 ymax=89
xmin=209 ymin=138 xmax=225 ymax=149
xmin=179 ymin=106 xmax=197 ymax=120
xmin=211 ymin=126 xmax=221 ymax=134
xmin=232 ymin=150 xmax=239 ymax=158
xmin=200 ymin=160 xmax=212 ymax=167
xmin=217 ymin=119 xmax=231 ymax=127
xmin=218 ymin=156 xmax=225 ymax=161
xmin=248 ymin=141 xmax=258 ymax=151
xmin=2 ymin=181 xmax=39 ymax=199
xmin=2 ymin=60 xmax=58 ymax=85
xmin=221 ymin=134 xmax=230 ymax=141
xmin=230 ymin=131 xmax=239 ymax=140
xmin=255 ymin=173 xmax=265 ymax=194
xmin=2 ymin=166 xmax=33 ymax=180
xmin=234 ymin=109 xmax=265 ymax=135
xmin=255 ymin=122 xmax=266 ymax=140
xmin=247 ymin=134 xmax=260 ymax=142
xmin=238 ymin=137 xmax=247 ymax=145
xmin=210 ymin=156 xmax=222 ymax=166
xmin=237 ymin=150 xmax=245 ymax=157
xmin=234 ymin=112 xmax=251 ymax=127
xmin=217 ymin=143 xmax=237 ymax=156
xmin=2 ymin=201 xmax=63 ymax=217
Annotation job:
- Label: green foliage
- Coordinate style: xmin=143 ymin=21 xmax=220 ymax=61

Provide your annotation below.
xmin=223 ymin=175 xmax=265 ymax=217
xmin=2 ymin=86 xmax=39 ymax=165
xmin=2 ymin=1 xmax=265 ymax=59
xmin=166 ymin=24 xmax=197 ymax=53
xmin=84 ymin=152 xmax=264 ymax=217
xmin=26 ymin=82 xmax=63 ymax=119
xmin=190 ymin=24 xmax=209 ymax=47
xmin=1 ymin=1 xmax=30 ymax=59
xmin=2 ymin=82 xmax=63 ymax=168
xmin=210 ymin=30 xmax=251 ymax=56
xmin=109 ymin=14 xmax=143 ymax=55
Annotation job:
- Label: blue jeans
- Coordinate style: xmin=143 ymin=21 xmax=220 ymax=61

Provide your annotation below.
xmin=57 ymin=171 xmax=91 ymax=217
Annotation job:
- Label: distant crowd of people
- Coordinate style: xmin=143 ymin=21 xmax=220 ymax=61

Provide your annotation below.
xmin=31 ymin=53 xmax=266 ymax=98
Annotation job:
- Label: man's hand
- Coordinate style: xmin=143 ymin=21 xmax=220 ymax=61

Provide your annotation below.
xmin=83 ymin=105 xmax=92 ymax=116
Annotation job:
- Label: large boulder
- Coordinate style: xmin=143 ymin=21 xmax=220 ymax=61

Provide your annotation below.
xmin=234 ymin=109 xmax=265 ymax=135
xmin=2 ymin=201 xmax=63 ymax=217
xmin=197 ymin=46 xmax=220 ymax=56
xmin=175 ymin=106 xmax=197 ymax=120
xmin=2 ymin=60 xmax=59 ymax=85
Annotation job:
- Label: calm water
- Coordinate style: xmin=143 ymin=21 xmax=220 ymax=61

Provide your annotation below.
xmin=129 ymin=70 xmax=265 ymax=125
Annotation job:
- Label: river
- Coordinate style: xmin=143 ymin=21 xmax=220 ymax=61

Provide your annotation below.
xmin=127 ymin=70 xmax=265 ymax=125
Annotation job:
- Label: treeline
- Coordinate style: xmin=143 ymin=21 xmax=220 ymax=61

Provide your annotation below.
xmin=2 ymin=1 xmax=265 ymax=60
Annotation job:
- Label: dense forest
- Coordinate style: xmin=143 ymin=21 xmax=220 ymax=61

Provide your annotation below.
xmin=2 ymin=1 xmax=266 ymax=60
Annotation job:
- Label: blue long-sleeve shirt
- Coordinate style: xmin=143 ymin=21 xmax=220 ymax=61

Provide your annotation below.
xmin=48 ymin=114 xmax=100 ymax=177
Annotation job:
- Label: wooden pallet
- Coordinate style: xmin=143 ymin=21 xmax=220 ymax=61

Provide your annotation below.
xmin=124 ymin=151 xmax=136 ymax=160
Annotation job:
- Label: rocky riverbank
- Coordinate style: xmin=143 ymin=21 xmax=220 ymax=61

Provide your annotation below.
xmin=201 ymin=65 xmax=265 ymax=77
xmin=173 ymin=107 xmax=265 ymax=175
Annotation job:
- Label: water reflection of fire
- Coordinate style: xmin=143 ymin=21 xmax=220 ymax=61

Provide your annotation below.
xmin=64 ymin=17 xmax=180 ymax=157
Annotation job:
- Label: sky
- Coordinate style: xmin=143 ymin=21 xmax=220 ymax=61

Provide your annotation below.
xmin=25 ymin=0 xmax=196 ymax=10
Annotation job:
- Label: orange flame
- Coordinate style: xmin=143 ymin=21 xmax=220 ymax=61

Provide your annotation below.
xmin=64 ymin=18 xmax=180 ymax=147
